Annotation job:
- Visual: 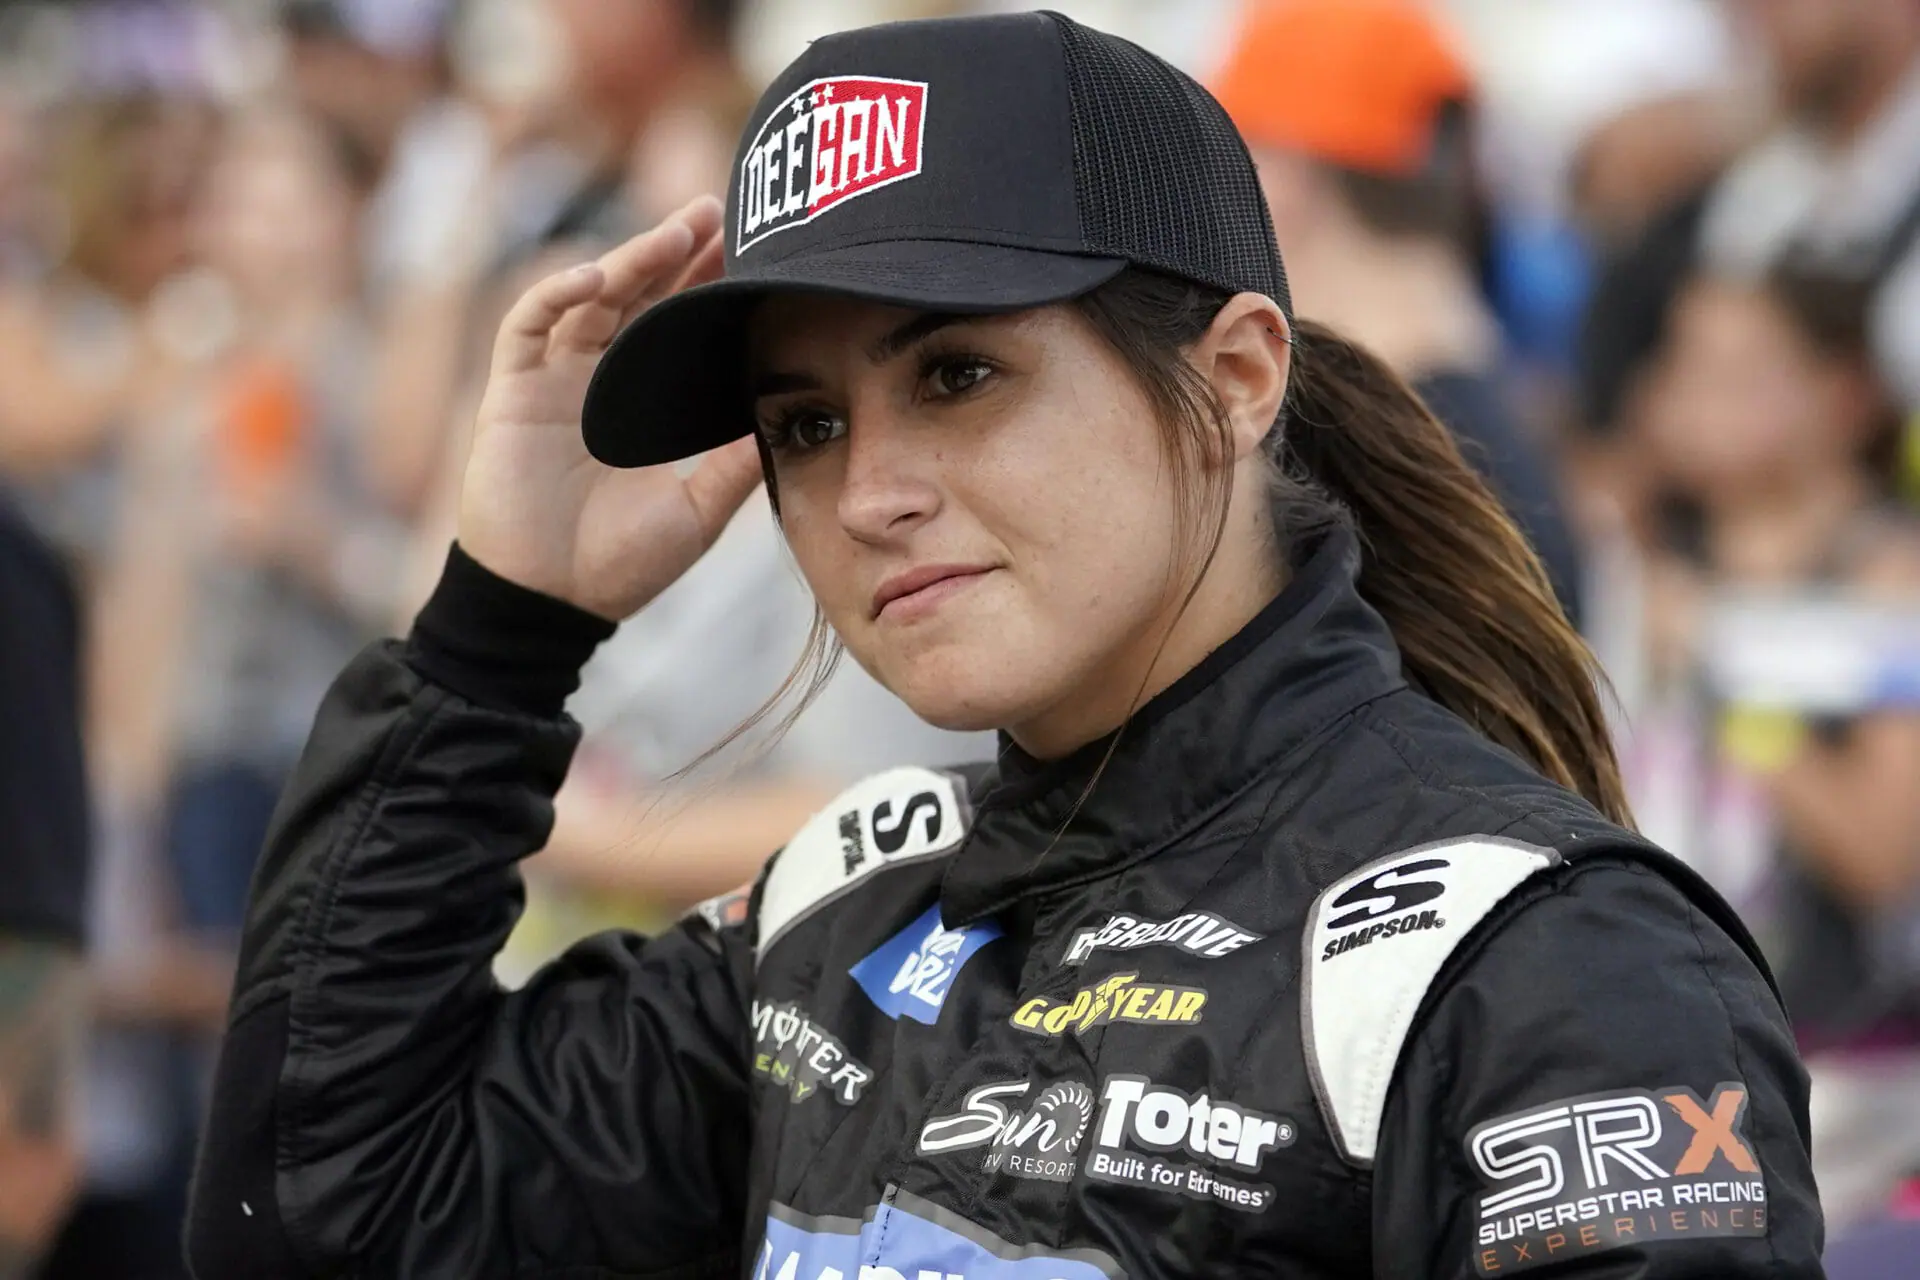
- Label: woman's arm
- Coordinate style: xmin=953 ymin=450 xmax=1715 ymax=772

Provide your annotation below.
xmin=184 ymin=551 xmax=755 ymax=1279
xmin=1371 ymin=855 xmax=1823 ymax=1278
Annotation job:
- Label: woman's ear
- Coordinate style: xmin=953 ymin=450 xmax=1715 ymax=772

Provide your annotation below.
xmin=1192 ymin=292 xmax=1291 ymax=461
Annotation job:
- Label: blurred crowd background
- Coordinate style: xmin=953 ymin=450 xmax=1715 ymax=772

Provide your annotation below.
xmin=0 ymin=0 xmax=1917 ymax=1276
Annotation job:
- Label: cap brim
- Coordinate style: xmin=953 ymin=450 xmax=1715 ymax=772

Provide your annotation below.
xmin=582 ymin=239 xmax=1127 ymax=468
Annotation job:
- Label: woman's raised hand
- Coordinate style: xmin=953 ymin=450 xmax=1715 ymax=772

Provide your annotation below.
xmin=458 ymin=196 xmax=763 ymax=622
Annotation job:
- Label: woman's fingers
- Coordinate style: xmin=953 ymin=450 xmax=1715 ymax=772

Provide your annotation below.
xmin=622 ymin=225 xmax=726 ymax=332
xmin=677 ymin=220 xmax=727 ymax=284
xmin=548 ymin=212 xmax=705 ymax=357
xmin=492 ymin=262 xmax=605 ymax=375
xmin=682 ymin=437 xmax=765 ymax=547
xmin=592 ymin=195 xmax=720 ymax=309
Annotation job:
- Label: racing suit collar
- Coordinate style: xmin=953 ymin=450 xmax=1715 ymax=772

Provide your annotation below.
xmin=940 ymin=523 xmax=1407 ymax=926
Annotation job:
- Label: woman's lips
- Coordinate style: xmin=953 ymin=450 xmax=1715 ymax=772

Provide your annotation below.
xmin=872 ymin=565 xmax=997 ymax=622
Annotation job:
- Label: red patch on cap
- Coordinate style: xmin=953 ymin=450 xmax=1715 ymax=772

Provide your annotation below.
xmin=738 ymin=76 xmax=929 ymax=252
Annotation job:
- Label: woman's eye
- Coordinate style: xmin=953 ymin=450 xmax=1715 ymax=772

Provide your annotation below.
xmin=765 ymin=408 xmax=847 ymax=453
xmin=925 ymin=357 xmax=994 ymax=398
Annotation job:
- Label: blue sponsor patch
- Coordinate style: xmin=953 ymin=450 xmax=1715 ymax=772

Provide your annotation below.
xmin=756 ymin=1190 xmax=1119 ymax=1280
xmin=849 ymin=903 xmax=1001 ymax=1024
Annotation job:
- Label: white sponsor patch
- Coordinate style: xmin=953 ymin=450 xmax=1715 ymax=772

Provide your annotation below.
xmin=917 ymin=1080 xmax=1095 ymax=1184
xmin=1062 ymin=910 xmax=1260 ymax=966
xmin=1083 ymin=1075 xmax=1295 ymax=1213
xmin=755 ymin=767 xmax=969 ymax=965
xmin=1303 ymin=838 xmax=1558 ymax=1164
xmin=737 ymin=74 xmax=928 ymax=252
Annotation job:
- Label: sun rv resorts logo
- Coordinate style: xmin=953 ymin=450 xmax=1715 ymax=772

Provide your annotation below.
xmin=738 ymin=76 xmax=928 ymax=252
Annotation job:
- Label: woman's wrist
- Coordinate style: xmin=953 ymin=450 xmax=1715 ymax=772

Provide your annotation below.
xmin=404 ymin=542 xmax=618 ymax=718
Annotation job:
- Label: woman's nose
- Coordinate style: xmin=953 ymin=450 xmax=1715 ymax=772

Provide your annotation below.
xmin=835 ymin=415 xmax=941 ymax=543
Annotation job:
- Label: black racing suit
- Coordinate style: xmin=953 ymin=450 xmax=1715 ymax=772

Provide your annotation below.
xmin=186 ymin=528 xmax=1824 ymax=1279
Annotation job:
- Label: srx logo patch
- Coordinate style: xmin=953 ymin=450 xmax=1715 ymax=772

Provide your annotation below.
xmin=1468 ymin=1082 xmax=1767 ymax=1275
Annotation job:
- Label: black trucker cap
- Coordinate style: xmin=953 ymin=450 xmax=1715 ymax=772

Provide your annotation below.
xmin=582 ymin=9 xmax=1291 ymax=468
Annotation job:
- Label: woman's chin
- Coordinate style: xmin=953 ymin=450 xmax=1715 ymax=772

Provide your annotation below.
xmin=883 ymin=659 xmax=1043 ymax=737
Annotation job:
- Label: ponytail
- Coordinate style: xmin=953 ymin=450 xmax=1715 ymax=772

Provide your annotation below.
xmin=1283 ymin=322 xmax=1632 ymax=826
xmin=1075 ymin=269 xmax=1633 ymax=828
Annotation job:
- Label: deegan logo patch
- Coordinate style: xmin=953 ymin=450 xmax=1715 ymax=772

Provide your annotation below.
xmin=738 ymin=75 xmax=927 ymax=252
xmin=1469 ymin=1082 xmax=1767 ymax=1275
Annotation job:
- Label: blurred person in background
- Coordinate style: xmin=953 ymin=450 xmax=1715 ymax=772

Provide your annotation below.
xmin=0 ymin=86 xmax=53 ymax=283
xmin=1631 ymin=262 xmax=1920 ymax=1229
xmin=1211 ymin=0 xmax=1584 ymax=627
xmin=155 ymin=102 xmax=403 ymax=953
xmin=361 ymin=0 xmax=755 ymax=524
xmin=0 ymin=91 xmax=212 ymax=557
xmin=543 ymin=0 xmax=748 ymax=246
xmin=0 ymin=486 xmax=89 ymax=1279
xmin=41 ymin=100 xmax=404 ymax=1280
xmin=0 ymin=40 xmax=225 ymax=1280
xmin=1703 ymin=0 xmax=1920 ymax=494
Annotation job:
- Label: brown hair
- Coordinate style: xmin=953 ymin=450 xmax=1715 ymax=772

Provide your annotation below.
xmin=1072 ymin=268 xmax=1630 ymax=825
xmin=747 ymin=268 xmax=1631 ymax=828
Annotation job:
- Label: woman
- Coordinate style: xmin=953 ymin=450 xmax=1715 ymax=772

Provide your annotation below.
xmin=186 ymin=13 xmax=1823 ymax=1279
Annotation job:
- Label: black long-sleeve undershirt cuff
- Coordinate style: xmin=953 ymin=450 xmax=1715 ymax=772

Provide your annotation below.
xmin=403 ymin=542 xmax=617 ymax=719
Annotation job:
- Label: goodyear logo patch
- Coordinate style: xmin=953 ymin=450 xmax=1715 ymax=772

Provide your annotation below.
xmin=1011 ymin=973 xmax=1206 ymax=1037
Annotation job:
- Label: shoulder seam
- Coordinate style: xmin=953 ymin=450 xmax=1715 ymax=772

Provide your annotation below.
xmin=1355 ymin=710 xmax=1566 ymax=838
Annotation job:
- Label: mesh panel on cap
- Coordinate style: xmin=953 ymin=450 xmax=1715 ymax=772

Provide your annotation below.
xmin=1049 ymin=12 xmax=1292 ymax=316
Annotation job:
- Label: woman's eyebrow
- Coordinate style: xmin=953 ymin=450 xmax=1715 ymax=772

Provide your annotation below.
xmin=865 ymin=312 xmax=964 ymax=365
xmin=751 ymin=312 xmax=971 ymax=398
xmin=751 ymin=371 xmax=820 ymax=399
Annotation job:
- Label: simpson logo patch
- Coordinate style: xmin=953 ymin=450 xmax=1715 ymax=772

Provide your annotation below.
xmin=738 ymin=75 xmax=928 ymax=252
xmin=1469 ymin=1083 xmax=1768 ymax=1275
xmin=1319 ymin=857 xmax=1450 ymax=960
xmin=1303 ymin=839 xmax=1558 ymax=1163
xmin=1011 ymin=973 xmax=1206 ymax=1037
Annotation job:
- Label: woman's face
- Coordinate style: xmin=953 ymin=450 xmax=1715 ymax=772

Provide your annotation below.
xmin=747 ymin=297 xmax=1213 ymax=754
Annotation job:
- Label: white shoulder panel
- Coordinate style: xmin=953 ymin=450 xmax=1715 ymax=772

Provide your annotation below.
xmin=755 ymin=766 xmax=971 ymax=965
xmin=1302 ymin=838 xmax=1559 ymax=1164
